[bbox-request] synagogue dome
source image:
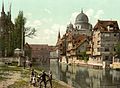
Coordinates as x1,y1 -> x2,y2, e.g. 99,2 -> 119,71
75,10 -> 89,24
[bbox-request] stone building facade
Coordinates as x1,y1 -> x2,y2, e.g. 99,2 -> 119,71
30,44 -> 50,65
56,10 -> 120,67
56,10 -> 92,63
90,20 -> 120,64
66,34 -> 89,64
0,2 -> 14,57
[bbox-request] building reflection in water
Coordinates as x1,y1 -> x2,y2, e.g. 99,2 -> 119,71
50,60 -> 120,88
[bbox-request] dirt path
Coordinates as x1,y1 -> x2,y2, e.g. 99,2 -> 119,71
0,72 -> 21,88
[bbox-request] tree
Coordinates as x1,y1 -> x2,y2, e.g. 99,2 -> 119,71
79,52 -> 89,62
25,27 -> 36,38
14,11 -> 36,49
14,11 -> 26,49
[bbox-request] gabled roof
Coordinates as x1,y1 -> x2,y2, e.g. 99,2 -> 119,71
74,35 -> 87,49
66,32 -> 73,42
48,46 -> 56,52
24,43 -> 31,49
94,20 -> 119,32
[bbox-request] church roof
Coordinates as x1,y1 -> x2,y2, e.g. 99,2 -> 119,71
75,10 -> 89,24
67,22 -> 73,28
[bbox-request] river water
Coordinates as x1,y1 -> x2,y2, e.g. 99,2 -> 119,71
50,60 -> 120,88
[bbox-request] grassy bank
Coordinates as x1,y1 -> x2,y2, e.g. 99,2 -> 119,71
8,79 -> 70,88
8,80 -> 29,88
0,64 -> 71,88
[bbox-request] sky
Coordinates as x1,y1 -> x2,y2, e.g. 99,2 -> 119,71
0,0 -> 120,45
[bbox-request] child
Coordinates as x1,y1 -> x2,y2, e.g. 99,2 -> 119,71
31,75 -> 36,87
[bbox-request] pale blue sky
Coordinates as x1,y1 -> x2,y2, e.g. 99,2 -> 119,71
0,0 -> 120,45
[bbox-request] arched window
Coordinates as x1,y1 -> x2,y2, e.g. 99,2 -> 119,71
79,25 -> 81,29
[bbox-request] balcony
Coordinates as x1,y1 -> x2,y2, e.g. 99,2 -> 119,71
67,48 -> 72,51
86,51 -> 91,55
70,52 -> 76,55
101,51 -> 110,54
93,52 -> 101,56
66,53 -> 71,56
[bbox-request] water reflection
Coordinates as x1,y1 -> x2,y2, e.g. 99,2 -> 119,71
50,60 -> 120,88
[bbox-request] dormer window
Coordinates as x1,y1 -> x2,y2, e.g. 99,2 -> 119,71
107,26 -> 110,31
107,25 -> 113,31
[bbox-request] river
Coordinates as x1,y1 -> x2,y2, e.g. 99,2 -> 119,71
50,60 -> 120,88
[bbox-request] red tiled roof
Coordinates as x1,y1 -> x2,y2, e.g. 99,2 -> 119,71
48,46 -> 56,52
30,44 -> 50,58
94,20 -> 119,32
30,44 -> 49,51
74,35 -> 87,49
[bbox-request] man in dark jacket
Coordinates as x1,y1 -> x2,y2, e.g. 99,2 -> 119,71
46,71 -> 52,88
39,71 -> 48,88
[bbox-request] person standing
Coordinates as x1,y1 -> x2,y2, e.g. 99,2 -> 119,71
47,71 -> 52,88
39,71 -> 48,88
23,56 -> 26,69
30,69 -> 35,84
31,75 -> 36,87
29,61 -> 32,69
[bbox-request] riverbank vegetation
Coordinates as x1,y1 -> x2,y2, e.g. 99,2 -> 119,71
78,52 -> 89,62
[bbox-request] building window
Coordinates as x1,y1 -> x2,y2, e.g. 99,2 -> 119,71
97,41 -> 100,45
41,48 -> 43,50
104,33 -> 109,37
105,48 -> 109,52
114,33 -> 116,37
105,56 -> 109,60
97,48 -> 100,52
73,44 -> 75,47
114,48 -> 116,51
98,33 -> 100,37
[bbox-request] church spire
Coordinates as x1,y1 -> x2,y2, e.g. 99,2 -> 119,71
57,29 -> 61,42
8,3 -> 12,19
2,0 -> 4,12
9,3 -> 11,14
58,29 -> 61,40
1,0 -> 5,17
